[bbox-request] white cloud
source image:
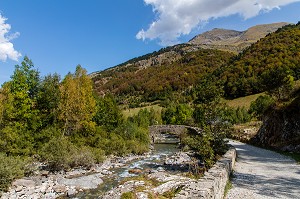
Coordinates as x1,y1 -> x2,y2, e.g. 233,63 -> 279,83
0,14 -> 21,62
137,0 -> 300,46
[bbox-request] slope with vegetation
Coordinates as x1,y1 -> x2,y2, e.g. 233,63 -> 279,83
221,22 -> 300,98
0,57 -> 158,192
1,21 -> 300,194
94,49 -> 234,105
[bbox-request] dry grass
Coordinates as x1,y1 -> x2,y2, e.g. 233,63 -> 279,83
223,93 -> 264,109
122,104 -> 162,118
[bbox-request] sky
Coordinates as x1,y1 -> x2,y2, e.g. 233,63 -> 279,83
1,0 -> 300,84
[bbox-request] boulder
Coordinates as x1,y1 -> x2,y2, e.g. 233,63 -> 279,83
128,168 -> 143,174
12,179 -> 35,188
53,184 -> 67,193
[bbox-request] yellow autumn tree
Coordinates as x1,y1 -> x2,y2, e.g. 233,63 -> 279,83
59,65 -> 96,135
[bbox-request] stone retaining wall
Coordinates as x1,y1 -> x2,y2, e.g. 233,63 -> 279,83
174,147 -> 237,199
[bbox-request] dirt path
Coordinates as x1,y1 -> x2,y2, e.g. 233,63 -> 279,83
226,140 -> 300,199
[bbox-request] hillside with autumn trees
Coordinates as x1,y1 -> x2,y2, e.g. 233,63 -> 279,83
92,22 -> 300,106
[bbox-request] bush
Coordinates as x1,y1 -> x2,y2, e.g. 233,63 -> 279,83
221,106 -> 251,124
90,148 -> 106,163
39,137 -> 77,171
33,126 -> 62,150
121,192 -> 135,199
0,153 -> 25,192
39,137 -> 96,171
126,140 -> 149,155
72,146 -> 95,169
249,95 -> 275,119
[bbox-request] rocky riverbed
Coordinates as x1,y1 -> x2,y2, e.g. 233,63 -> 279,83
1,144 -> 195,199
1,144 -> 236,199
1,154 -> 147,199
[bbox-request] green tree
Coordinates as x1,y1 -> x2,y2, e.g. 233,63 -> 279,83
183,80 -> 230,170
249,95 -> 275,119
162,103 -> 193,125
37,73 -> 61,126
93,94 -> 123,131
3,56 -> 41,130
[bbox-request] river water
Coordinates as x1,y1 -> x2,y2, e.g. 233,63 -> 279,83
73,143 -> 180,198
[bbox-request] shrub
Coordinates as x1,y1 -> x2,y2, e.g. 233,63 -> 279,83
126,140 -> 149,155
40,137 -> 96,171
39,137 -> 77,171
249,95 -> 275,119
0,153 -> 25,192
121,192 -> 135,199
90,148 -> 106,163
72,146 -> 95,169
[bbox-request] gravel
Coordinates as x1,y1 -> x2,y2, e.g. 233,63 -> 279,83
226,140 -> 300,199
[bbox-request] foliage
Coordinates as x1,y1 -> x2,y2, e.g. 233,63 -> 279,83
93,49 -> 234,104
0,153 -> 25,192
182,79 -> 230,170
222,23 -> 300,98
0,125 -> 34,156
93,94 -> 123,131
268,74 -> 295,101
162,103 -> 193,125
1,56 -> 41,131
39,137 -> 95,171
121,191 -> 135,199
37,73 -> 61,126
128,108 -> 162,128
58,65 -> 96,135
249,95 -> 275,119
220,106 -> 252,125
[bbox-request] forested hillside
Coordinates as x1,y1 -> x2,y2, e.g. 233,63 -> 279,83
221,22 -> 300,98
93,49 -> 234,104
92,22 -> 296,106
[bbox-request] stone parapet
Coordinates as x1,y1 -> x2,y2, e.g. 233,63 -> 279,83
174,147 -> 236,199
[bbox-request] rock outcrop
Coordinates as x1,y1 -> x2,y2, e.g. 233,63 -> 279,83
252,96 -> 300,153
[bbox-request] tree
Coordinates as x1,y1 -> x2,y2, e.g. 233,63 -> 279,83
0,56 -> 40,155
162,103 -> 193,125
93,94 -> 123,131
2,56 -> 41,130
249,95 -> 275,119
37,73 -> 61,126
269,74 -> 295,101
58,65 -> 96,135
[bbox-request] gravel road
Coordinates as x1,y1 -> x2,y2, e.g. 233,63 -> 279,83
226,140 -> 300,199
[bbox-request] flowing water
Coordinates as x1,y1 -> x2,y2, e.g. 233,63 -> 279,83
72,143 -> 180,198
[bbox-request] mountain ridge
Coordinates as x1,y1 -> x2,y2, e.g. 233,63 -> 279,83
90,22 -> 289,78
188,22 -> 290,52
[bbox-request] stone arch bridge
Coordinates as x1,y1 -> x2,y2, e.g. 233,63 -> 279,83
149,125 -> 202,144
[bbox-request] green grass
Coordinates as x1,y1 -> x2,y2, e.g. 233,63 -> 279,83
223,93 -> 264,109
223,179 -> 233,198
122,104 -> 162,118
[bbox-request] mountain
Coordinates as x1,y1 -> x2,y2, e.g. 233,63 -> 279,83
91,22 -> 288,78
91,22 -> 291,104
188,22 -> 290,53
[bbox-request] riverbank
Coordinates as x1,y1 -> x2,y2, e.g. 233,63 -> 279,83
0,154 -> 146,199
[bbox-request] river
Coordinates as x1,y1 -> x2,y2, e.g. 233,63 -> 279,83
72,143 -> 180,198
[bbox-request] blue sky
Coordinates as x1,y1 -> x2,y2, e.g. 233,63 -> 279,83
1,0 -> 300,84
